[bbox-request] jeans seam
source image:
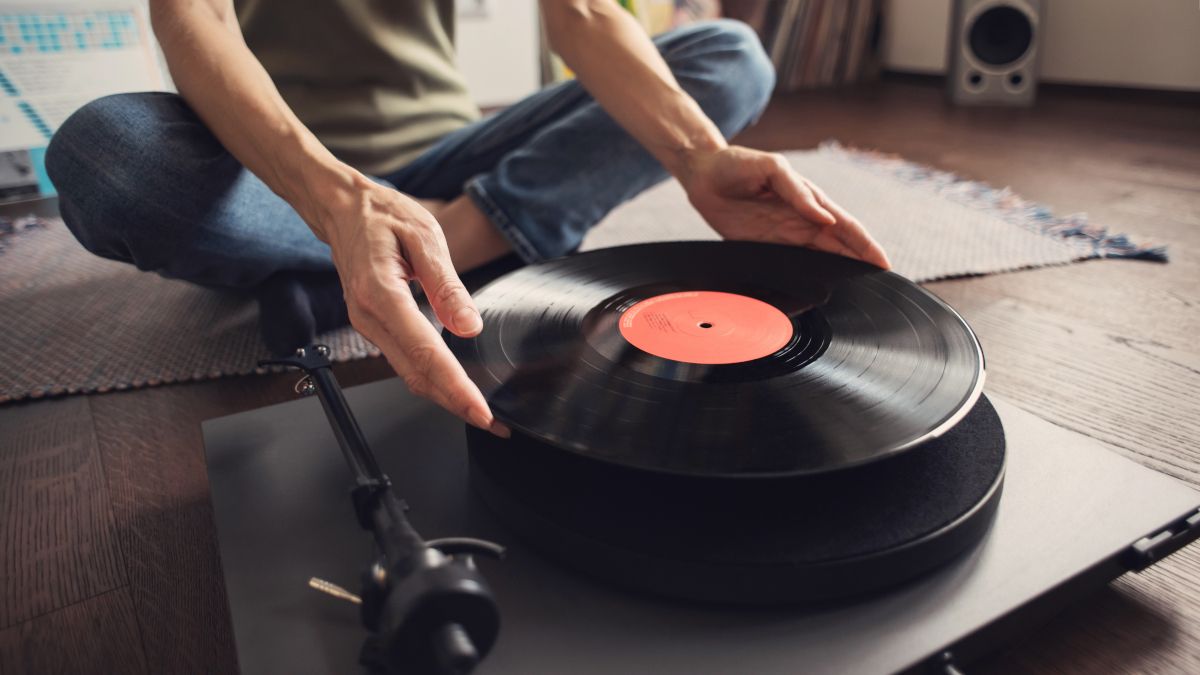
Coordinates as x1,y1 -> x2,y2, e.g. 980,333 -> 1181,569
464,177 -> 544,263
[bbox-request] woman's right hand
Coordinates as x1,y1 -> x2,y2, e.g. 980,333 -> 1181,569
310,171 -> 508,436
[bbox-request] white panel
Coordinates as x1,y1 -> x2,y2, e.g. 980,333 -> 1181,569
883,0 -> 1200,90
455,0 -> 542,108
1038,0 -> 1200,91
881,0 -> 952,74
0,1 -> 166,151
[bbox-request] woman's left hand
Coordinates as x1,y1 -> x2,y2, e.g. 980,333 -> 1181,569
681,146 -> 891,269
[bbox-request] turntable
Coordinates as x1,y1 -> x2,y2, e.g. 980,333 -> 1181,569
202,242 -> 1200,674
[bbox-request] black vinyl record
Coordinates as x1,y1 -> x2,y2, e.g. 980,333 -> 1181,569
446,241 -> 984,478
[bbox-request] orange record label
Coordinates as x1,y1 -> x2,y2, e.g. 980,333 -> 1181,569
618,291 -> 794,364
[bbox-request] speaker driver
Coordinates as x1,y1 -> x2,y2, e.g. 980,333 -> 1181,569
968,6 -> 1034,66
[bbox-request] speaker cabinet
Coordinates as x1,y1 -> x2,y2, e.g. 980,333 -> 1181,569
947,0 -> 1042,106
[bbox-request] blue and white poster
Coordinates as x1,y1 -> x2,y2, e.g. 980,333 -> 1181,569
0,2 -> 167,201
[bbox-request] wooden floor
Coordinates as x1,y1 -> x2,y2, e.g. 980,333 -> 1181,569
2,78 -> 1198,674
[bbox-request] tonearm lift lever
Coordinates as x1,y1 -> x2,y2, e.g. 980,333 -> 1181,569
261,344 -> 503,675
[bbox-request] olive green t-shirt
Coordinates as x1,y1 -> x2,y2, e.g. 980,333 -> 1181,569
235,0 -> 481,176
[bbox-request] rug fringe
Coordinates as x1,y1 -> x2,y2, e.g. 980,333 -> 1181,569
819,141 -> 1169,262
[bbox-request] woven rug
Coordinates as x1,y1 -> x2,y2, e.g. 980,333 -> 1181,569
0,142 -> 1164,403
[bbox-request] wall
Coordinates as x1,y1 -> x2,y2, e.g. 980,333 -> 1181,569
455,0 -> 541,107
881,0 -> 1200,91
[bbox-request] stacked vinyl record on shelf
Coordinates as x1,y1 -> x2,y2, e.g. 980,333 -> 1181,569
446,241 -> 1006,605
755,0 -> 882,90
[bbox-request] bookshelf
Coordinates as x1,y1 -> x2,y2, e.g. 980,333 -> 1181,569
727,0 -> 883,91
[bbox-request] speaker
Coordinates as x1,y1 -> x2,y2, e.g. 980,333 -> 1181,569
947,0 -> 1042,106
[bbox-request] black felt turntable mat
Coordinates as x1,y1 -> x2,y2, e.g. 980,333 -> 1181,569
468,395 -> 1005,564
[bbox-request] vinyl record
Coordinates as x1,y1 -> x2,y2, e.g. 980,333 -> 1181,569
446,241 -> 984,478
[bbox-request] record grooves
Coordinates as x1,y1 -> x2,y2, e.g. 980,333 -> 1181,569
447,241 -> 986,478
446,241 -> 1002,604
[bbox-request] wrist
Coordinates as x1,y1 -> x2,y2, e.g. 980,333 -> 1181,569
275,144 -> 368,243
662,109 -> 727,187
673,140 -> 726,193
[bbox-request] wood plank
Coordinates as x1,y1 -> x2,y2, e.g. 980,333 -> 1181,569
0,397 -> 125,628
0,588 -> 148,675
88,361 -> 391,674
90,382 -> 240,675
927,278 -> 1200,484
928,259 -> 1198,355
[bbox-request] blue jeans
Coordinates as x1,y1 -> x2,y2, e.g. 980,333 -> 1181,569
46,20 -> 773,292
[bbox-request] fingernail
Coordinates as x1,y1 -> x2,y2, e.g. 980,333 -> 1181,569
491,421 -> 511,438
454,306 -> 483,335
469,407 -> 493,430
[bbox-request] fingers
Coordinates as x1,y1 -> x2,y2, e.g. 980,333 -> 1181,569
348,274 -> 509,438
403,219 -> 484,338
324,184 -> 506,435
758,153 -> 891,270
808,185 -> 892,270
805,226 -> 859,260
765,155 -> 837,226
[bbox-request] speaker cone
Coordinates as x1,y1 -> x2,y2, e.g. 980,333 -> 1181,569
968,6 -> 1033,67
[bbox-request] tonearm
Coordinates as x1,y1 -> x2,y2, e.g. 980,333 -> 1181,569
261,344 -> 503,675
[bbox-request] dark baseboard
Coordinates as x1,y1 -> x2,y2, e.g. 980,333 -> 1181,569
881,69 -> 1200,105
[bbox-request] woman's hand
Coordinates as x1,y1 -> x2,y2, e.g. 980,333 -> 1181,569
311,172 -> 508,436
681,146 -> 891,269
